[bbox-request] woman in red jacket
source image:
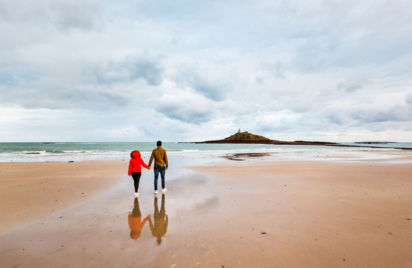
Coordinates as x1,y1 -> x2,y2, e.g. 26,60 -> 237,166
128,150 -> 150,197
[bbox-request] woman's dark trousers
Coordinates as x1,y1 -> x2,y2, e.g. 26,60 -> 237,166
131,172 -> 142,193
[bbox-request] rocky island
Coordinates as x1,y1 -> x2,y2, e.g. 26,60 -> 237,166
196,130 -> 412,150
197,129 -> 339,146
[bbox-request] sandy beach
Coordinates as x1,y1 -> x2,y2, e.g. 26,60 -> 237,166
0,161 -> 127,235
1,154 -> 412,267
3,0 -> 412,266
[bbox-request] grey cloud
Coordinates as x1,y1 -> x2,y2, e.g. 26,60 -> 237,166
0,73 -> 16,86
0,54 -> 164,111
255,77 -> 264,84
267,1 -> 412,73
351,105 -> 411,124
337,79 -> 367,92
93,57 -> 164,86
156,103 -> 212,123
194,82 -> 223,101
266,62 -> 285,79
407,94 -> 412,104
0,64 -> 39,86
327,113 -> 344,125
1,85 -> 129,110
152,92 -> 216,124
173,69 -> 228,101
0,0 -> 101,31
52,2 -> 101,31
255,122 -> 296,134
0,62 -> 129,110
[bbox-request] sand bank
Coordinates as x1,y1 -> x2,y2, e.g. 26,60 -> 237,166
0,161 -> 126,234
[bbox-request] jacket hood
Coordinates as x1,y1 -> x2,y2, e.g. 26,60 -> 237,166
130,150 -> 141,159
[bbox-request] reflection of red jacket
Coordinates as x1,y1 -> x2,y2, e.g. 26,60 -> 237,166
128,151 -> 150,175
128,214 -> 150,239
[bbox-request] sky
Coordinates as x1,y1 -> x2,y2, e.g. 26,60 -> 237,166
1,0 -> 412,142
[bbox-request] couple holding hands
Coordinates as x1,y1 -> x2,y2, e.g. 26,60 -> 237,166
128,141 -> 168,197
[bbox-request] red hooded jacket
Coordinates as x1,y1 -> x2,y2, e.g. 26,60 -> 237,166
128,151 -> 150,175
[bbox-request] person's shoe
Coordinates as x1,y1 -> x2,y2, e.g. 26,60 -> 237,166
154,191 -> 158,197
134,192 -> 139,197
162,188 -> 167,194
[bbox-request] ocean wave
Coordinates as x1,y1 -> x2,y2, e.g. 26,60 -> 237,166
23,150 -> 65,154
22,151 -> 41,155
45,150 -> 64,154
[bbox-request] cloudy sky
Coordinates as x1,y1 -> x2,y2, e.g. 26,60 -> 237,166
1,0 -> 412,142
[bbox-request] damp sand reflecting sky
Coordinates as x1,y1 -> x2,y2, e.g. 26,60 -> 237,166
0,156 -> 216,267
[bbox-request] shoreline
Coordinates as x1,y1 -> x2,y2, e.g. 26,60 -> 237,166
1,143 -> 412,163
197,142 -> 412,151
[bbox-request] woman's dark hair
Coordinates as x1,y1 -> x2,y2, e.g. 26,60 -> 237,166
157,140 -> 162,146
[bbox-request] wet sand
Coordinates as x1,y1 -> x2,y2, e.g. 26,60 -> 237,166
1,157 -> 412,267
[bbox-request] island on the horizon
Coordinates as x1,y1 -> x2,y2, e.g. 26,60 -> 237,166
196,129 -> 338,146
194,130 -> 412,150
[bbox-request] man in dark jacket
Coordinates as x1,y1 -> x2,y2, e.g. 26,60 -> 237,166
148,140 -> 168,196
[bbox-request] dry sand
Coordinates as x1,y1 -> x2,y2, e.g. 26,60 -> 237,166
0,161 -> 127,235
188,161 -> 412,267
1,158 -> 412,267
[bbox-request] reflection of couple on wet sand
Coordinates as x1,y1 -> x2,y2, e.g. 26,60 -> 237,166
128,194 -> 168,244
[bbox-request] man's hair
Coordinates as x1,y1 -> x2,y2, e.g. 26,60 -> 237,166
157,140 -> 162,146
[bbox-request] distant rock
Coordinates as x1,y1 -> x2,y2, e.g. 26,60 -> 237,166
197,130 -> 337,146
194,130 -> 412,150
223,130 -> 273,142
354,141 -> 395,144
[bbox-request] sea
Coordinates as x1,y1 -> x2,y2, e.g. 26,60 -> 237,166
0,142 -> 411,162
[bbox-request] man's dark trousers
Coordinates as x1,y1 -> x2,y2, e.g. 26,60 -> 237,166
154,165 -> 166,191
